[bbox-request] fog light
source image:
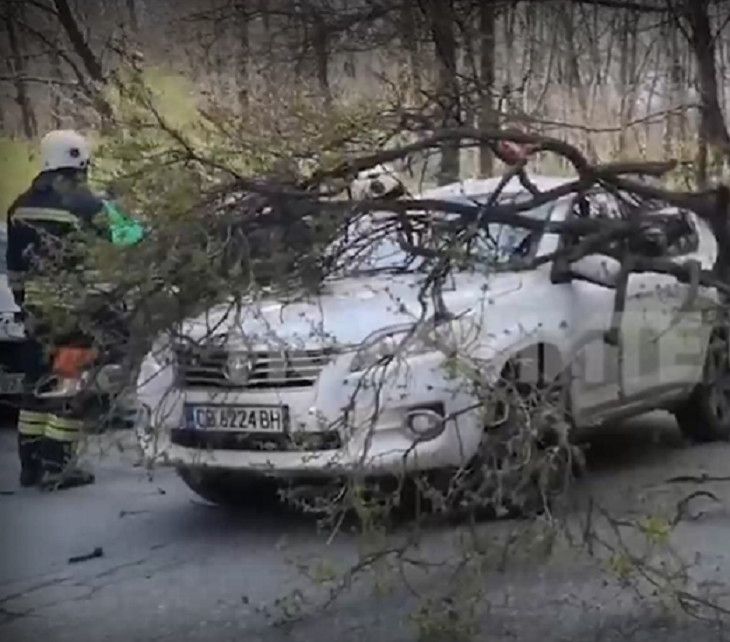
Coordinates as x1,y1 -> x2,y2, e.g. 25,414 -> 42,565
404,403 -> 446,441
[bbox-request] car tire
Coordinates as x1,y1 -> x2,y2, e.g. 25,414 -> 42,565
177,466 -> 280,508
452,364 -> 580,520
674,327 -> 730,443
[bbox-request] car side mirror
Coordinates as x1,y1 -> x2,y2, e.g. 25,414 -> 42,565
566,254 -> 622,288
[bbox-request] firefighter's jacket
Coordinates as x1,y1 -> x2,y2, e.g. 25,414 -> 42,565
5,169 -> 111,310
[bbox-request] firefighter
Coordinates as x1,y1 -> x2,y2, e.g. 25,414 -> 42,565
6,129 -> 143,491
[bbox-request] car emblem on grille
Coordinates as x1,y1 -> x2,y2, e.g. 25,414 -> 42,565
225,353 -> 255,385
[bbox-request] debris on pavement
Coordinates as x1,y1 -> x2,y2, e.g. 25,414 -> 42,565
68,547 -> 104,564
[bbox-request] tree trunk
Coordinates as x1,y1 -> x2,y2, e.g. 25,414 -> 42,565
50,39 -> 63,128
52,0 -> 114,129
478,0 -> 496,177
126,0 -> 139,33
558,3 -> 597,160
312,12 -> 332,109
53,0 -> 104,82
676,0 -> 730,184
236,0 -> 250,112
617,9 -> 638,155
257,0 -> 273,90
420,0 -> 460,185
5,10 -> 37,139
400,0 -> 422,104
663,20 -> 679,157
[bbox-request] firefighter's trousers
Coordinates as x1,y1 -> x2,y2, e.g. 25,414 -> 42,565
16,299 -> 96,490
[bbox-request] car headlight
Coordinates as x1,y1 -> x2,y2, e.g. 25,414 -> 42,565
350,326 -> 432,373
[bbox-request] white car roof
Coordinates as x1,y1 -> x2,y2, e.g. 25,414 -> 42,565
418,174 -> 576,201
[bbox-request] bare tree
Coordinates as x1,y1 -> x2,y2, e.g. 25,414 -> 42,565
3,4 -> 38,138
420,0 -> 461,184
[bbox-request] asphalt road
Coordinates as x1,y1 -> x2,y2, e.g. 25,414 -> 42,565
2,413 -> 730,642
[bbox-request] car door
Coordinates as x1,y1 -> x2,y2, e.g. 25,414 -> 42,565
620,207 -> 715,400
553,192 -> 624,417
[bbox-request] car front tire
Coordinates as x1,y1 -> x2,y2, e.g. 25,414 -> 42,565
674,327 -> 730,443
443,364 -> 581,520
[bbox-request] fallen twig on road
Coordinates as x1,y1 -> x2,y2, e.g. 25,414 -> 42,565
68,547 -> 104,564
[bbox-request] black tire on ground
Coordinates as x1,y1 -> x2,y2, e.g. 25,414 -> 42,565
451,362 -> 580,520
177,466 -> 280,508
674,327 -> 730,443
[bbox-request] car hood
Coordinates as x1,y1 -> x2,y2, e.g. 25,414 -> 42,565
0,275 -> 19,314
179,271 -> 524,347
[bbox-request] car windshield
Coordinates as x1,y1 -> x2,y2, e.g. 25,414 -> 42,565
327,191 -> 557,277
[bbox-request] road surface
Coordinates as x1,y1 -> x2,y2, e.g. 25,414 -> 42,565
2,413 -> 730,642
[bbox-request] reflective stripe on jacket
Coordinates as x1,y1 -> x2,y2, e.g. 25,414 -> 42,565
11,206 -> 81,227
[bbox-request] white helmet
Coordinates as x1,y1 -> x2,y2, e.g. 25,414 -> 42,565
40,130 -> 92,172
350,164 -> 404,200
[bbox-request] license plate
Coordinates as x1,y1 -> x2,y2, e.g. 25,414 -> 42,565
0,373 -> 24,395
184,404 -> 287,433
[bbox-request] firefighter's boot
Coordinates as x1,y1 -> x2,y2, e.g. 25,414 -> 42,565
39,437 -> 95,491
17,433 -> 42,487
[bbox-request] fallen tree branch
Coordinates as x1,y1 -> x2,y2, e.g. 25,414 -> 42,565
0,74 -> 78,86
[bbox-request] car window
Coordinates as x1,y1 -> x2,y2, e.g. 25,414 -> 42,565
443,192 -> 558,267
570,190 -> 700,259
640,206 -> 700,258
613,191 -> 699,258
573,190 -> 623,221
565,190 -> 626,255
328,192 -> 557,277
327,216 -> 428,276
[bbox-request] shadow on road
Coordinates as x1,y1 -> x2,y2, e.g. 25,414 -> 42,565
577,411 -> 687,473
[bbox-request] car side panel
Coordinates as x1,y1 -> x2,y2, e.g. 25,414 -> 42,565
468,265 -> 620,423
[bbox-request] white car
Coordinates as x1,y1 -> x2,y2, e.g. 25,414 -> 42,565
134,174 -> 728,509
0,225 -> 28,419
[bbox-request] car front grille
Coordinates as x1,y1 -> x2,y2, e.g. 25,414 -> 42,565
170,429 -> 342,452
174,344 -> 336,390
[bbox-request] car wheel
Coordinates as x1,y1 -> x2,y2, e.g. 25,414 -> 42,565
451,366 -> 581,520
674,327 -> 730,443
177,466 -> 280,508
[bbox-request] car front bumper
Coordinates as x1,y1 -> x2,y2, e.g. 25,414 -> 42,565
134,352 -> 488,478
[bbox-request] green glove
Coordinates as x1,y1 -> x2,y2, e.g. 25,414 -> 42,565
102,199 -> 146,247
